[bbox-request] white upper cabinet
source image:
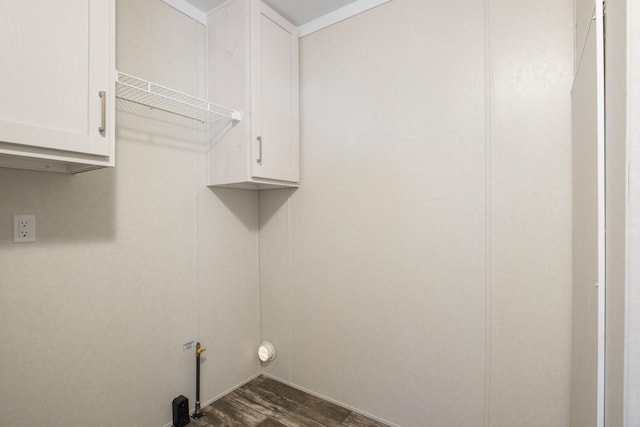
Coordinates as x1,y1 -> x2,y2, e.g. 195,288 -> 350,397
0,0 -> 115,173
208,0 -> 299,189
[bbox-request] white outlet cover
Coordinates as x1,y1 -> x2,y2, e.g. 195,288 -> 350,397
13,214 -> 36,243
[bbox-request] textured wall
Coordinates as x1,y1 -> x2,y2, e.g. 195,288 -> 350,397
0,1 -> 260,426
0,0 -> 576,425
604,0 -> 626,425
260,0 -> 573,425
488,0 -> 573,425
626,0 -> 640,424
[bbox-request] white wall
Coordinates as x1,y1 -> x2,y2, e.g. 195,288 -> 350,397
0,1 -> 260,426
604,0 -> 640,425
488,0 -> 573,424
260,0 -> 573,425
570,13 -> 600,427
626,1 -> 640,424
0,0 -> 579,425
604,0 -> 626,425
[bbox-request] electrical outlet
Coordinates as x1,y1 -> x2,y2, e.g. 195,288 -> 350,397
13,215 -> 36,243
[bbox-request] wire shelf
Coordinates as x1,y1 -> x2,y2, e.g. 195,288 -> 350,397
115,70 -> 242,124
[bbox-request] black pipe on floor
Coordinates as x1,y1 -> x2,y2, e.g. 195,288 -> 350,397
192,342 -> 206,419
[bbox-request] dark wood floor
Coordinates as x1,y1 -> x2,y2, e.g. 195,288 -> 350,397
191,376 -> 390,427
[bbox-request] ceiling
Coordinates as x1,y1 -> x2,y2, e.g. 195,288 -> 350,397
184,0 -> 361,26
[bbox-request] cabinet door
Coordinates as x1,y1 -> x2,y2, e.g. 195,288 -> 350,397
0,0 -> 112,156
250,1 -> 299,182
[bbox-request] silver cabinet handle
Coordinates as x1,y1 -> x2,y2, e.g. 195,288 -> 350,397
98,91 -> 106,136
257,136 -> 262,163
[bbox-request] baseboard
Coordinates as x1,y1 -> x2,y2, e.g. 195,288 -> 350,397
259,372 -> 399,427
161,373 -> 261,427
162,372 -> 398,427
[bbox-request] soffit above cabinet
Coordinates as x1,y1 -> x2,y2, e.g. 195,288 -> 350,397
164,0 -> 390,36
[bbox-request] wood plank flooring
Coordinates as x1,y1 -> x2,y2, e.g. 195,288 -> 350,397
191,376 -> 390,427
